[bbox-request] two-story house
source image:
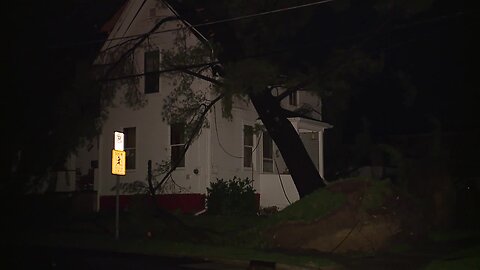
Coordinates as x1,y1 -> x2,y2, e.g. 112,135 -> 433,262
57,0 -> 331,213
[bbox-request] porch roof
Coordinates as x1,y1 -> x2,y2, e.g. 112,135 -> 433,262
289,117 -> 333,133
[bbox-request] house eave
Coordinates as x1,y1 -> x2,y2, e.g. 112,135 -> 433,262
288,117 -> 333,132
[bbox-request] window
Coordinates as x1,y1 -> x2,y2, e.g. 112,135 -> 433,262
171,123 -> 185,167
144,50 -> 159,93
123,127 -> 136,170
243,125 -> 253,168
288,91 -> 298,106
263,132 -> 273,172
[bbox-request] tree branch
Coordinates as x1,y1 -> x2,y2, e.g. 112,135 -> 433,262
180,68 -> 224,86
98,61 -> 219,82
153,93 -> 225,193
275,81 -> 310,101
101,16 -> 180,82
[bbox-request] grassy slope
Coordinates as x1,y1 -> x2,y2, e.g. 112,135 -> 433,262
14,178 -> 397,268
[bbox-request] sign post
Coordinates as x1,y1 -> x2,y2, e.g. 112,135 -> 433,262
112,132 -> 126,240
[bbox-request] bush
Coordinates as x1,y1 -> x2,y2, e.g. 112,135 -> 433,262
206,177 -> 257,215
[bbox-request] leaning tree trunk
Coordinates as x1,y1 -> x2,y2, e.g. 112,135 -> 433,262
249,88 -> 326,198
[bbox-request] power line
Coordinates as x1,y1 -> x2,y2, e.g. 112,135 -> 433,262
185,0 -> 335,28
54,0 -> 337,49
98,8 -> 471,83
274,155 -> 292,205
212,105 -> 243,159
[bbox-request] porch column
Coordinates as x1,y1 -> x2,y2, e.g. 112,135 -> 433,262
318,130 -> 324,179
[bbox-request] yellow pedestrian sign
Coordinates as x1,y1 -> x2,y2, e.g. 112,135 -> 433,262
112,149 -> 126,175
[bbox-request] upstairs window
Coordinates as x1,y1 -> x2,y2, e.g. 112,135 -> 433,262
123,127 -> 136,170
288,91 -> 298,106
243,125 -> 253,168
263,132 -> 273,173
171,123 -> 185,167
144,50 -> 160,93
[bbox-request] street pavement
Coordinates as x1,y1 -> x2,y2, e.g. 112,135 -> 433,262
9,246 -> 249,270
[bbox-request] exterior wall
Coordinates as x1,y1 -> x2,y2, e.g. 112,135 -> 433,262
92,0 -> 203,197
55,170 -> 77,192
209,103 -> 262,191
259,174 -> 300,210
75,138 -> 99,176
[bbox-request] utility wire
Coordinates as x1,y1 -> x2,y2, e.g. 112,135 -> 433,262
185,0 -> 335,28
99,8 -> 469,83
53,0 -> 337,49
212,105 -> 243,159
53,8 -> 471,52
274,155 -> 292,205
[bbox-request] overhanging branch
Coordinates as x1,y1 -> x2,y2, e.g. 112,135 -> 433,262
275,81 -> 310,101
153,93 -> 225,193
101,16 -> 180,82
180,69 -> 224,86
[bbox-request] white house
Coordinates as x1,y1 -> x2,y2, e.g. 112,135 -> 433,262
59,0 -> 331,213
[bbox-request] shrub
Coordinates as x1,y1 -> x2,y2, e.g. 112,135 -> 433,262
206,177 -> 257,215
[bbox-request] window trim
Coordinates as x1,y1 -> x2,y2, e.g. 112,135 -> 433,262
262,132 -> 274,173
170,123 -> 186,168
243,124 -> 254,168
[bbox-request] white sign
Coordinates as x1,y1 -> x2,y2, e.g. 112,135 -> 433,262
114,131 -> 124,151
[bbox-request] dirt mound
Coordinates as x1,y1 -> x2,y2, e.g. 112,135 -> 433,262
268,178 -> 414,253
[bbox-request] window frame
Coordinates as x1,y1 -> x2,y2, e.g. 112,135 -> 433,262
243,125 -> 254,168
262,132 -> 274,173
170,123 -> 186,168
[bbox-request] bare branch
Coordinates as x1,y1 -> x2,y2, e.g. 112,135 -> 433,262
98,61 -> 220,82
275,81 -> 310,101
153,93 -> 225,192
101,16 -> 180,82
180,69 -> 224,86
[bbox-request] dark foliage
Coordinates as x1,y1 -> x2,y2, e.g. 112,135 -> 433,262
206,177 -> 257,216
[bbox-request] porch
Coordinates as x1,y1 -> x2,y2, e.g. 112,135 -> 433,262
258,117 -> 332,210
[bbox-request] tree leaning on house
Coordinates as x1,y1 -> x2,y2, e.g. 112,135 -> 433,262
98,0 -> 434,198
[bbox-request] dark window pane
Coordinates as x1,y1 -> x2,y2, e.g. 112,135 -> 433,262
145,74 -> 159,93
263,159 -> 273,173
123,127 -> 136,170
263,132 -> 272,159
126,149 -> 136,170
171,145 -> 185,167
243,125 -> 253,146
171,123 -> 185,145
145,50 -> 159,72
123,127 -> 136,148
244,147 -> 252,167
289,92 -> 297,106
144,50 -> 159,93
